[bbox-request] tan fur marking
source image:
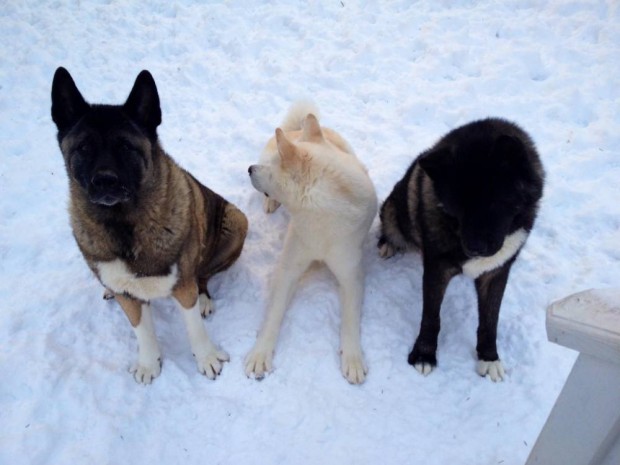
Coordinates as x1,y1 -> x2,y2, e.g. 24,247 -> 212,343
173,280 -> 199,309
115,294 -> 142,327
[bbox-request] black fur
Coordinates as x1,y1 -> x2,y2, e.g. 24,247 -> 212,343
379,118 -> 544,377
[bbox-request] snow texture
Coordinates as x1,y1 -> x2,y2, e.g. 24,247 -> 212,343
1,1 -> 619,464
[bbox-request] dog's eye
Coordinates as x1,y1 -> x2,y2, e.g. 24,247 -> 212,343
75,142 -> 91,155
119,141 -> 136,153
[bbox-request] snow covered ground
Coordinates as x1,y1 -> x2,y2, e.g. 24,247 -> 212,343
1,1 -> 619,464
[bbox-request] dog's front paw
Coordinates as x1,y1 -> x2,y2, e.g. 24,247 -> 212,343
244,346 -> 274,380
477,359 -> 505,382
199,293 -> 214,318
341,351 -> 367,384
130,357 -> 162,385
408,347 -> 437,376
263,197 -> 281,214
195,349 -> 230,379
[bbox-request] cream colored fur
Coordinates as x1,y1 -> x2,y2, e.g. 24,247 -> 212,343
246,102 -> 377,384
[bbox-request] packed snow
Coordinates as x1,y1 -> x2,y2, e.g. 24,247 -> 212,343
1,1 -> 618,464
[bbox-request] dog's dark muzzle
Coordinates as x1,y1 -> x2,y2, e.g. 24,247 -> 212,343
88,170 -> 130,206
462,236 -> 504,258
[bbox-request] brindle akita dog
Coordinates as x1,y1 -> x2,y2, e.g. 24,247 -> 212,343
51,67 -> 248,384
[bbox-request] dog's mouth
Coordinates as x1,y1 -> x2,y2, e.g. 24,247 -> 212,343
248,164 -> 268,196
89,189 -> 131,207
87,171 -> 131,207
462,240 -> 503,258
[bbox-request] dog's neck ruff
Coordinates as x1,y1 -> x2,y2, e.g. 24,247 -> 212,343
462,228 -> 528,279
96,259 -> 179,301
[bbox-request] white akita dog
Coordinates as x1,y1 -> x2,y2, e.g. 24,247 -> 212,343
246,102 -> 378,384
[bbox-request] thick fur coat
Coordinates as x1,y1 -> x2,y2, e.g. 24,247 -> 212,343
378,118 -> 544,381
246,102 -> 377,384
51,67 -> 248,384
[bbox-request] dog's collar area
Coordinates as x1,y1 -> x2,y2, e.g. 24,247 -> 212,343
96,259 -> 179,301
461,228 -> 528,279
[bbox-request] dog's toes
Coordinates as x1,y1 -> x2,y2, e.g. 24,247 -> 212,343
196,350 -> 230,380
244,348 -> 274,380
414,362 -> 434,376
199,293 -> 214,318
341,352 -> 368,384
263,197 -> 281,214
103,289 -> 115,300
477,360 -> 505,382
378,241 -> 396,259
129,357 -> 162,385
408,348 -> 436,376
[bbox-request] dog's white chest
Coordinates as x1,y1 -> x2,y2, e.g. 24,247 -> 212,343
462,229 -> 528,279
96,259 -> 179,301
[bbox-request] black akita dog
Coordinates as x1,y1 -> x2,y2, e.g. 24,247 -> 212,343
378,118 -> 544,381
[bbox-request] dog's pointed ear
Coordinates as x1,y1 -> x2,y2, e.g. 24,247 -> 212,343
124,70 -> 162,136
418,147 -> 454,182
51,67 -> 90,132
301,114 -> 324,143
276,128 -> 300,168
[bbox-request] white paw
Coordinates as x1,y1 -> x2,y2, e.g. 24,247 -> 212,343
195,349 -> 229,380
341,351 -> 367,384
379,242 -> 396,259
130,358 -> 162,385
263,197 -> 281,214
244,346 -> 274,380
414,362 -> 434,376
477,360 -> 505,382
199,293 -> 214,318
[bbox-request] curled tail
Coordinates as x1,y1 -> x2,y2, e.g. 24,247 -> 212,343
280,100 -> 320,131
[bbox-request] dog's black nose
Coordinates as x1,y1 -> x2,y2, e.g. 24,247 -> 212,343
91,170 -> 120,189
248,166 -> 254,175
464,238 -> 502,258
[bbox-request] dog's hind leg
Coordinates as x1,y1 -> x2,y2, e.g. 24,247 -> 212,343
198,203 -> 248,317
115,294 -> 162,384
377,199 -> 410,259
474,260 -> 513,382
326,248 -> 367,384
